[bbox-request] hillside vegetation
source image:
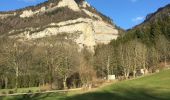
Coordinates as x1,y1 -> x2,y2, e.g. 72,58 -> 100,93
0,2 -> 170,100
1,69 -> 170,100
0,3 -> 170,92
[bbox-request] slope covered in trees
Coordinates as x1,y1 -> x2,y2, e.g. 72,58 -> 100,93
93,4 -> 170,79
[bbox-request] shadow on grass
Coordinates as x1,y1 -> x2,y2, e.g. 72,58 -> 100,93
0,88 -> 170,100
0,92 -> 66,100
66,88 -> 170,100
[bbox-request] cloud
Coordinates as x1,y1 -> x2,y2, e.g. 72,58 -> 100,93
132,16 -> 144,22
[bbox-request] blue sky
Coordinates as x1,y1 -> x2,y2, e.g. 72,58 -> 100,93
0,0 -> 170,29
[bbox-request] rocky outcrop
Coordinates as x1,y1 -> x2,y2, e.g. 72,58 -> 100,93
20,0 -> 80,18
12,17 -> 118,51
20,10 -> 34,18
82,9 -> 102,20
0,13 -> 16,19
1,0 -> 120,52
57,0 -> 80,11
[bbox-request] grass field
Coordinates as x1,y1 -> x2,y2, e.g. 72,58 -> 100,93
0,87 -> 40,94
1,69 -> 170,100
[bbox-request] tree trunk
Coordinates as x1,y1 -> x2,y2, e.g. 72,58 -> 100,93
5,76 -> 8,89
124,69 -> 129,79
107,56 -> 110,80
143,63 -> 146,75
133,70 -> 136,78
165,56 -> 167,67
63,77 -> 67,90
134,45 -> 137,78
42,79 -> 45,87
15,64 -> 19,91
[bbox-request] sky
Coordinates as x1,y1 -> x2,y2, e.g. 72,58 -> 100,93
0,0 -> 170,29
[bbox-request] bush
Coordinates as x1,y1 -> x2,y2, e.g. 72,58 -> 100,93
8,90 -> 14,94
28,90 -> 33,93
36,90 -> 40,93
1,91 -> 6,94
40,84 -> 51,92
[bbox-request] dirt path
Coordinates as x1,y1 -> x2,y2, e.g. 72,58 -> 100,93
0,88 -> 82,97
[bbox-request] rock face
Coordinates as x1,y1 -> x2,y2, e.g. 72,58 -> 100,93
20,10 -> 34,18
0,0 -> 119,51
0,13 -> 16,19
57,0 -> 80,11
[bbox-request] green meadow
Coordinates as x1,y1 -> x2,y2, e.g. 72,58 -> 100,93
1,69 -> 170,100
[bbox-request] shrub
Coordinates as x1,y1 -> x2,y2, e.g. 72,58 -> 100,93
36,90 -> 40,93
40,84 -> 51,92
8,90 -> 14,94
1,91 -> 6,94
28,90 -> 33,93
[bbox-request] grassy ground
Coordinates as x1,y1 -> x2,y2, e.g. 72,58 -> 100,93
1,69 -> 170,100
0,87 -> 40,94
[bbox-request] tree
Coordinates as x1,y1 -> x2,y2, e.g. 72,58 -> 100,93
156,35 -> 169,67
94,45 -> 116,79
147,47 -> 159,72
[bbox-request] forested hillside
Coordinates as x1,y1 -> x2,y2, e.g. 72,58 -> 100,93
94,4 -> 170,79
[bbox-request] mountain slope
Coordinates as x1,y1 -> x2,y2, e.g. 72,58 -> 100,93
0,0 -> 119,51
129,4 -> 170,41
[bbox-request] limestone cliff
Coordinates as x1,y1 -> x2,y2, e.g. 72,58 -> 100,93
0,0 -> 119,51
